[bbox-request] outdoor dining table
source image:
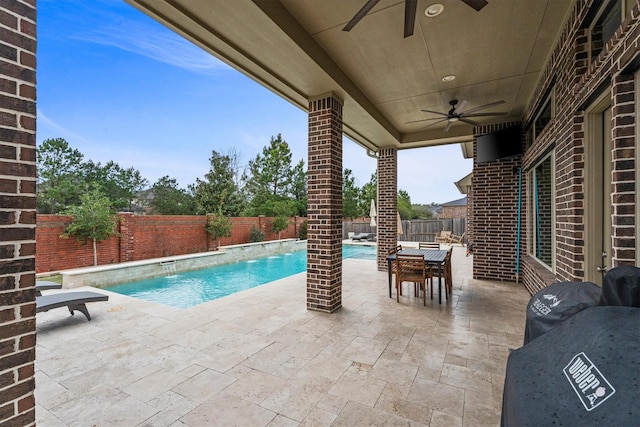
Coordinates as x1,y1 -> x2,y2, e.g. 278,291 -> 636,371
386,248 -> 448,304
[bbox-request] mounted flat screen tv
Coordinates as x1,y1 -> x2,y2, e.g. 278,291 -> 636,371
476,125 -> 523,164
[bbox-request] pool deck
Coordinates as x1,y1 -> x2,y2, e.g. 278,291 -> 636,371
35,243 -> 531,426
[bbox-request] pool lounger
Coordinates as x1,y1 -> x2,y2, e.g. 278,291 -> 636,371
35,280 -> 62,296
351,233 -> 371,241
36,291 -> 109,321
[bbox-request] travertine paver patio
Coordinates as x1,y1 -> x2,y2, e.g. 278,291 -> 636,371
35,244 -> 531,426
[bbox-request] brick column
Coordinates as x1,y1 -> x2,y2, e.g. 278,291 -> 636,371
0,1 -> 37,425
118,212 -> 135,262
377,148 -> 397,270
610,74 -> 636,265
307,93 -> 343,312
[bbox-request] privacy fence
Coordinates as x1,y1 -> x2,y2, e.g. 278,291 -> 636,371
343,218 -> 466,243
36,215 -> 465,273
36,214 -> 306,273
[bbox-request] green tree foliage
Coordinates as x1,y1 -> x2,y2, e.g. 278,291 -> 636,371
61,189 -> 119,266
243,134 -> 306,216
82,160 -> 148,212
271,216 -> 289,239
397,189 -> 416,219
205,213 -> 233,248
191,149 -> 244,216
36,138 -> 85,213
359,171 -> 378,217
150,176 -> 195,215
249,225 -> 265,242
298,220 -> 308,240
342,168 -> 361,219
412,203 -> 435,219
37,138 -> 148,213
288,159 -> 307,216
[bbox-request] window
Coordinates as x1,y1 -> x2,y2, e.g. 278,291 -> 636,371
590,1 -> 622,62
529,153 -> 554,269
526,90 -> 554,149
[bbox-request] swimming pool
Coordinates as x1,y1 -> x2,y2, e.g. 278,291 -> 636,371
106,244 -> 376,308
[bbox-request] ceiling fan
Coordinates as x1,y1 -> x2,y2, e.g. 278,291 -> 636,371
408,99 -> 507,132
343,0 -> 489,38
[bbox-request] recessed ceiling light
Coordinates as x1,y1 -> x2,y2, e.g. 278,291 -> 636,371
442,75 -> 456,82
425,3 -> 444,17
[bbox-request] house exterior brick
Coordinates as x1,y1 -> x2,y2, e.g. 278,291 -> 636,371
472,1 -> 640,293
0,1 -> 36,425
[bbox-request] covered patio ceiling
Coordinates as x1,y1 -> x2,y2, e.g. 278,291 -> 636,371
126,0 -> 575,154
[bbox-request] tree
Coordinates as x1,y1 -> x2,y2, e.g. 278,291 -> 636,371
342,168 -> 361,218
150,176 -> 195,215
288,159 -> 307,216
243,134 -> 304,215
191,149 -> 244,216
359,171 -> 377,217
61,189 -> 119,266
205,212 -> 233,249
398,189 -> 415,219
36,138 -> 85,213
83,161 -> 149,212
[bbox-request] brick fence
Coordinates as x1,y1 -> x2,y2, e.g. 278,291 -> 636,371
36,214 -> 306,273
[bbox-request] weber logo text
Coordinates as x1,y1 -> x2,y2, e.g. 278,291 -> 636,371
563,352 -> 615,411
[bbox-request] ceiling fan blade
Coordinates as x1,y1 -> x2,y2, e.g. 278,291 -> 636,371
453,99 -> 468,115
406,117 -> 449,124
463,111 -> 508,117
343,0 -> 381,32
463,100 -> 505,114
461,0 -> 488,12
420,117 -> 449,129
420,109 -> 449,117
459,117 -> 481,127
444,121 -> 453,132
404,0 -> 418,38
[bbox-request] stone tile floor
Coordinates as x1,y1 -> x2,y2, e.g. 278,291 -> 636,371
35,244 -> 531,426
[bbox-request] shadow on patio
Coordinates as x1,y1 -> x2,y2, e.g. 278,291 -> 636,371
35,244 -> 530,426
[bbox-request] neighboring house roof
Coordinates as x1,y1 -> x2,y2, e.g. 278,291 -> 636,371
441,197 -> 467,207
455,173 -> 472,195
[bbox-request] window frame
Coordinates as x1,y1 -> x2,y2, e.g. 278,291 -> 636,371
527,151 -> 555,271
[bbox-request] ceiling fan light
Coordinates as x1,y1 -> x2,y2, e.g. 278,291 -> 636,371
448,117 -> 459,122
442,75 -> 456,82
425,3 -> 444,17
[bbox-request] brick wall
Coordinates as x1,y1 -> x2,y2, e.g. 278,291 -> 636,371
0,0 -> 37,425
306,93 -> 343,312
440,205 -> 466,219
36,214 -> 305,273
472,122 -> 523,282
517,0 -> 640,294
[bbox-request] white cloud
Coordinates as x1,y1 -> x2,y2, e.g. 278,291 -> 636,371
41,0 -> 229,74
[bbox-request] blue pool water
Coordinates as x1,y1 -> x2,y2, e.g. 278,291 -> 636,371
106,245 -> 376,309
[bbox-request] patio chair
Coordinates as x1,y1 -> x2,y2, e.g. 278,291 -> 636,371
351,233 -> 371,241
36,291 -> 109,321
35,280 -> 62,296
443,247 -> 453,298
447,232 -> 466,245
418,242 -> 440,249
434,230 -> 452,243
395,253 -> 430,305
387,245 -> 403,278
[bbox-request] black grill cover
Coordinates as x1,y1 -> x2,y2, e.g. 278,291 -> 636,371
502,306 -> 640,427
524,281 -> 601,345
599,265 -> 640,308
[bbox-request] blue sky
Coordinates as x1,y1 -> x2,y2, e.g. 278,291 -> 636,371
36,0 -> 472,205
